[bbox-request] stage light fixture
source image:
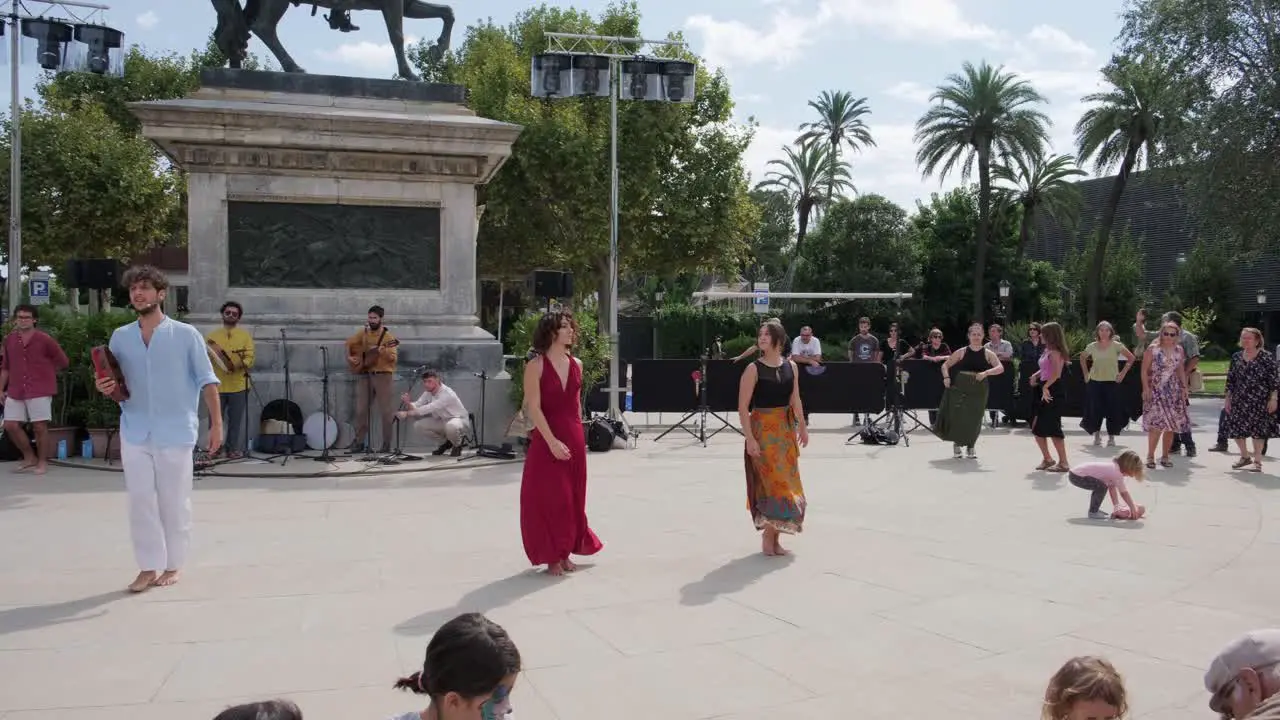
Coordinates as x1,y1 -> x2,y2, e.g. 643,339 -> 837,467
570,54 -> 611,98
20,19 -> 74,71
659,61 -> 696,104
68,23 -> 125,76
530,53 -> 572,98
619,59 -> 660,101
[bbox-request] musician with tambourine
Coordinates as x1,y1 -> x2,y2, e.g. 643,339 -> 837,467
204,301 -> 255,459
92,265 -> 222,594
344,305 -> 399,453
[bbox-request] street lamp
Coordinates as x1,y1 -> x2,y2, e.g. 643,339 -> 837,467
6,1 -> 122,314
531,32 -> 696,421
997,279 -> 1011,321
1257,289 -> 1267,306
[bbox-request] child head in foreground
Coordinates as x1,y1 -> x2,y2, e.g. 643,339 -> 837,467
212,700 -> 302,720
394,612 -> 522,719
1043,655 -> 1128,720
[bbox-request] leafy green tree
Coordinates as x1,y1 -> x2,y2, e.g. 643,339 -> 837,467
914,61 -> 1050,322
410,2 -> 756,331
992,152 -> 1084,261
741,188 -> 794,286
1060,229 -> 1149,328
796,90 -> 875,200
1119,0 -> 1279,252
797,195 -> 921,307
0,104 -> 178,272
1074,53 -> 1179,327
756,141 -> 852,292
1166,237 -> 1239,348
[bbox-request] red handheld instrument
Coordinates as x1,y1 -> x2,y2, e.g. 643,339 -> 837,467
91,345 -> 130,402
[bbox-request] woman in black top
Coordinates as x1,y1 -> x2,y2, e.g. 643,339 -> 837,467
938,323 -> 1004,459
738,319 -> 808,557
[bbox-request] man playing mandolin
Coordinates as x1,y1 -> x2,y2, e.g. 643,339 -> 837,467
345,305 -> 399,453
205,301 -> 255,459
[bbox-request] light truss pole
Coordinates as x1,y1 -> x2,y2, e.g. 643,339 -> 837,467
541,31 -> 690,421
6,0 -> 113,313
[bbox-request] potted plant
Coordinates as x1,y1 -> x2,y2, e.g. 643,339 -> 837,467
44,387 -> 80,459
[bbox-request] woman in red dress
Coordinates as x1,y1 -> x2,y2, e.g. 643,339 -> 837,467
520,311 -> 604,575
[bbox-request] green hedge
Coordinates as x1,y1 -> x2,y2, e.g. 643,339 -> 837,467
505,309 -> 609,411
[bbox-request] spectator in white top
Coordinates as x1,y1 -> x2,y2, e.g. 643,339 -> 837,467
397,369 -> 471,456
985,323 -> 1014,425
790,326 -> 823,366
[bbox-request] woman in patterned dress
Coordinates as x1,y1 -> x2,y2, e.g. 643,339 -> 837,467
1223,327 -> 1279,473
1141,321 -> 1190,468
737,319 -> 808,557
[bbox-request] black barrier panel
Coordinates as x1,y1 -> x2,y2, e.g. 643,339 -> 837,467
584,362 -> 627,413
703,360 -> 743,412
797,362 -> 887,414
899,360 -> 1014,411
999,360 -> 1143,421
630,359 -> 703,413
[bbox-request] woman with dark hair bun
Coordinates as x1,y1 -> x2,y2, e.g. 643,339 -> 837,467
519,310 -> 604,575
392,612 -> 522,720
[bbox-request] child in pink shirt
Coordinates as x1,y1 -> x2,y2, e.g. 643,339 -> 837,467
1069,450 -> 1145,520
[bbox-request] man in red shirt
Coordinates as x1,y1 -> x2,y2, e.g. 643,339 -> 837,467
0,304 -> 69,474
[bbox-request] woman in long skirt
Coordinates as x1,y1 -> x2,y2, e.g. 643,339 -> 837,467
1080,321 -> 1136,446
519,311 -> 604,576
935,322 -> 1003,459
738,319 -> 808,557
1141,320 -> 1190,468
1030,321 -> 1071,471
1223,327 -> 1278,473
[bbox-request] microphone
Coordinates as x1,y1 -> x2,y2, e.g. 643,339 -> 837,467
280,328 -> 287,340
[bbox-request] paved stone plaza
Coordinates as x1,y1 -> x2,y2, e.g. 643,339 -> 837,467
0,399 -> 1275,720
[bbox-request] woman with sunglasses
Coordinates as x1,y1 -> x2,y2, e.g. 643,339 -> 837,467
1141,321 -> 1191,468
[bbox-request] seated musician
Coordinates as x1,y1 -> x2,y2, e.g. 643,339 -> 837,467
396,369 -> 471,456
345,306 -> 398,453
205,301 -> 255,459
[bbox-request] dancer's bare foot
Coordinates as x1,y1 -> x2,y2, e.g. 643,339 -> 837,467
127,571 -> 158,593
761,532 -> 777,556
154,570 -> 180,587
14,459 -> 36,472
771,538 -> 791,556
545,563 -> 564,576
561,558 -> 578,572
32,462 -> 47,475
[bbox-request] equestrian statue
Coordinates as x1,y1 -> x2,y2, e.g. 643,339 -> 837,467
211,0 -> 454,82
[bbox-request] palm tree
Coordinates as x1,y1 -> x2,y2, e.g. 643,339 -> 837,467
993,152 -> 1086,261
756,142 -> 854,292
797,90 -> 875,199
1075,54 -> 1174,327
915,61 -> 1050,320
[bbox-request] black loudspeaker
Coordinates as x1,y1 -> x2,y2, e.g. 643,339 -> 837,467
65,259 -> 122,290
530,270 -> 573,300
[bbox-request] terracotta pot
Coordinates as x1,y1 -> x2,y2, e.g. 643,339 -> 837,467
86,428 -> 122,460
41,426 -> 79,459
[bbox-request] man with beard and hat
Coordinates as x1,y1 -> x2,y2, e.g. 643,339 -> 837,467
94,265 -> 222,593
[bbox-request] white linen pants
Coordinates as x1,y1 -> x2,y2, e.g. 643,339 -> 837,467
121,438 -> 195,572
413,416 -> 470,445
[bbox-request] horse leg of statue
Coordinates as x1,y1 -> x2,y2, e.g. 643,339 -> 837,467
382,0 -> 420,81
251,0 -> 305,73
403,0 -> 454,62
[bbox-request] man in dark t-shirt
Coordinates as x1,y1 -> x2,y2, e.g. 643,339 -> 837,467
847,316 -> 879,423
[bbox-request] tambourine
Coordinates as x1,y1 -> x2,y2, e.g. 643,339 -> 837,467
91,345 -> 129,402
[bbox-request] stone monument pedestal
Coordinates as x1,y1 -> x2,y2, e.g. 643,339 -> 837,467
130,70 -> 524,449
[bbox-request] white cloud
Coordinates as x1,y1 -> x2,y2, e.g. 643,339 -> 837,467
684,11 -> 817,69
884,81 -> 933,104
136,11 -> 158,30
1022,24 -> 1097,63
815,0 -> 999,44
316,36 -> 420,73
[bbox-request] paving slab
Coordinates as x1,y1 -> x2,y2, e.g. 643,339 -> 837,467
1,398 -> 1276,720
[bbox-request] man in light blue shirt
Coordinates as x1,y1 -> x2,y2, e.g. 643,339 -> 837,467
95,265 -> 222,594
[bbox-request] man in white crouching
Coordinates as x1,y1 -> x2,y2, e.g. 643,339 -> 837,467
397,369 -> 471,457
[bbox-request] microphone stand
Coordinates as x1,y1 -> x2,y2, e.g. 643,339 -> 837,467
314,345 -> 346,463
458,369 -> 515,463
265,328 -> 298,466
389,370 -> 423,462
218,347 -> 256,465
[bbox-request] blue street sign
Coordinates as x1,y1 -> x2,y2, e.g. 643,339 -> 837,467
29,271 -> 51,306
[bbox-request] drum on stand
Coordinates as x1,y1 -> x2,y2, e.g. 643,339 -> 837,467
302,412 -> 338,450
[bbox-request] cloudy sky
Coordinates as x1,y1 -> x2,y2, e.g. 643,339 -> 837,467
3,0 -> 1126,209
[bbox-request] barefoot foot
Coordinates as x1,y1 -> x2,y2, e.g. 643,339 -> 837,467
771,539 -> 791,556
14,459 -> 36,473
561,558 -> 578,572
761,531 -> 778,556
128,571 -> 158,593
545,563 -> 564,576
33,462 -> 47,475
154,570 -> 180,587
